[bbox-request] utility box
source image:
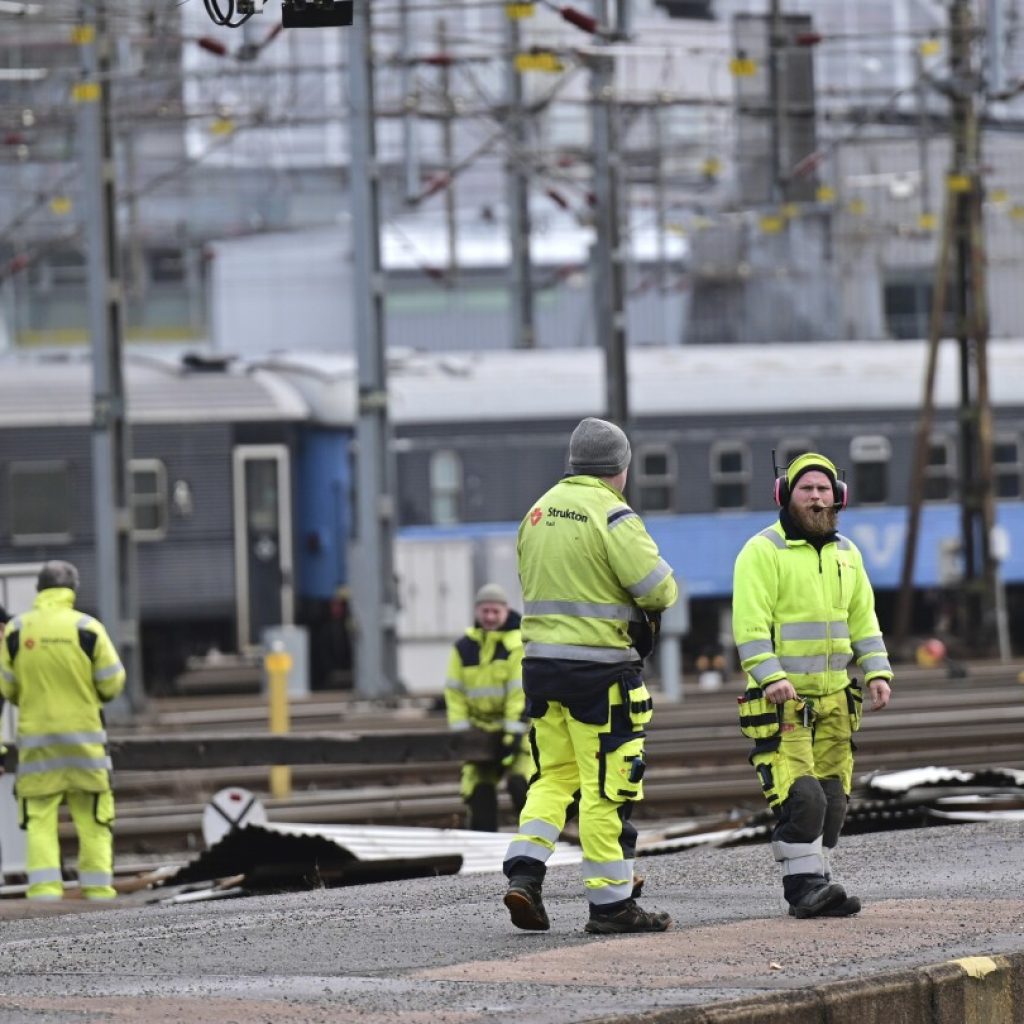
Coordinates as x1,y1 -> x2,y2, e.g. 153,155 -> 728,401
260,624 -> 310,698
395,538 -> 474,695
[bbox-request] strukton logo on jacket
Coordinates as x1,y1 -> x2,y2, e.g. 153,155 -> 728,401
24,638 -> 34,649
530,507 -> 543,526
547,506 -> 588,522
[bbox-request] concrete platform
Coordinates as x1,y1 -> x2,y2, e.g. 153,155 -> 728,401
0,821 -> 1023,1023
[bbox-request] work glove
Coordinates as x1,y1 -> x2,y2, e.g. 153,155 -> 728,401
629,610 -> 662,661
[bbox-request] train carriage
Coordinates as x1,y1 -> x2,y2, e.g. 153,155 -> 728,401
2,339 -> 1024,692
0,351 -> 309,689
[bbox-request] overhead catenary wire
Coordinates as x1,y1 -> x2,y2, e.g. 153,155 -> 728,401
1,4 -> 1023,278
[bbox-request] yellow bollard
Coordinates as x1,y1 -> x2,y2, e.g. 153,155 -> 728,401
265,642 -> 293,799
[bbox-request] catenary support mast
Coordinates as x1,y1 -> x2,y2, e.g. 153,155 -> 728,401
894,0 -> 1001,658
348,1 -> 401,697
78,0 -> 142,716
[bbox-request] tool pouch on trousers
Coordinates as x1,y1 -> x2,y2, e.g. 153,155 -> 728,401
845,679 -> 864,733
598,672 -> 652,803
737,686 -> 783,740
94,791 -> 115,827
620,672 -> 654,728
598,730 -> 646,803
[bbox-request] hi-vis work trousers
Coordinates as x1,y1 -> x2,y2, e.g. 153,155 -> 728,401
503,672 -> 651,910
750,684 -> 863,811
20,790 -> 116,900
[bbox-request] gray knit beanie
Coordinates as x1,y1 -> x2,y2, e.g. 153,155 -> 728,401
37,560 -> 80,592
568,417 -> 631,477
475,582 -> 508,606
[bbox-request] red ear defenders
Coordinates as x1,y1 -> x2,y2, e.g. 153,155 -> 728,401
773,473 -> 848,509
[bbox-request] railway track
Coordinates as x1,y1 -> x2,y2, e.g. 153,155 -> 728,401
93,663 -> 1024,858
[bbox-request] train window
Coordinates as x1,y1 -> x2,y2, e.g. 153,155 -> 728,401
147,247 -> 186,284
636,444 -> 676,513
10,461 -> 73,544
246,459 -> 280,532
39,247 -> 88,289
993,436 -> 1022,499
924,436 -> 955,502
710,441 -> 749,509
849,435 -> 891,505
430,450 -> 462,524
130,459 -> 168,540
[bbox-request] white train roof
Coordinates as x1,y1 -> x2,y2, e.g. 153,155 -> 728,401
255,339 -> 1024,427
2,340 -> 1022,430
0,351 -> 309,427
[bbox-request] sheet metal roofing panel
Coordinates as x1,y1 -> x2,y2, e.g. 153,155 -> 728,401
173,820 -> 582,886
0,353 -> 309,427
264,821 -> 583,875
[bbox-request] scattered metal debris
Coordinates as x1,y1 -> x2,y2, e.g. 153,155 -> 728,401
160,789 -> 583,898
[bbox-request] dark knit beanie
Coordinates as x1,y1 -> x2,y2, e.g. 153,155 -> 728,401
568,417 -> 631,477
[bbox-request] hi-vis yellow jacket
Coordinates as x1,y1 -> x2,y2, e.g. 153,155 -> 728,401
444,612 -> 526,736
518,475 -> 678,661
0,588 -> 125,797
732,521 -> 893,698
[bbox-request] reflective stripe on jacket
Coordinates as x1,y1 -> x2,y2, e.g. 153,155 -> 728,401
0,588 -> 125,797
732,521 -> 893,698
518,475 -> 678,660
444,612 -> 525,735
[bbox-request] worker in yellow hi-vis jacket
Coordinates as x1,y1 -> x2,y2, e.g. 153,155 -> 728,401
444,582 -> 531,831
733,453 -> 893,920
502,417 -> 678,936
0,561 -> 125,901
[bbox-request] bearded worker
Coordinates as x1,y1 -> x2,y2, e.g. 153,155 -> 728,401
732,452 -> 893,919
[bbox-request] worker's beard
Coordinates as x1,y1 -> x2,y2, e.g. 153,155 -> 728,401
793,502 -> 838,537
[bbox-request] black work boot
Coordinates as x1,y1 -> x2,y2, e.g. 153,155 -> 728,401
584,900 -> 671,935
504,876 -> 550,931
630,873 -> 644,899
790,893 -> 861,918
787,881 -> 847,920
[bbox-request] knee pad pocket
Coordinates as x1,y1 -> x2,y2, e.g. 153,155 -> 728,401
782,776 -> 828,839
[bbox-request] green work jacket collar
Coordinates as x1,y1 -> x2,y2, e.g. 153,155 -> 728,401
33,588 -> 76,611
561,474 -> 626,500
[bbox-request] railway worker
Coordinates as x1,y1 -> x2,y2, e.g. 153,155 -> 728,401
0,561 -> 125,901
733,453 -> 893,919
502,416 -> 678,935
444,582 -> 531,832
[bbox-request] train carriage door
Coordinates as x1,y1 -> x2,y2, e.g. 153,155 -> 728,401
232,445 -> 294,651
